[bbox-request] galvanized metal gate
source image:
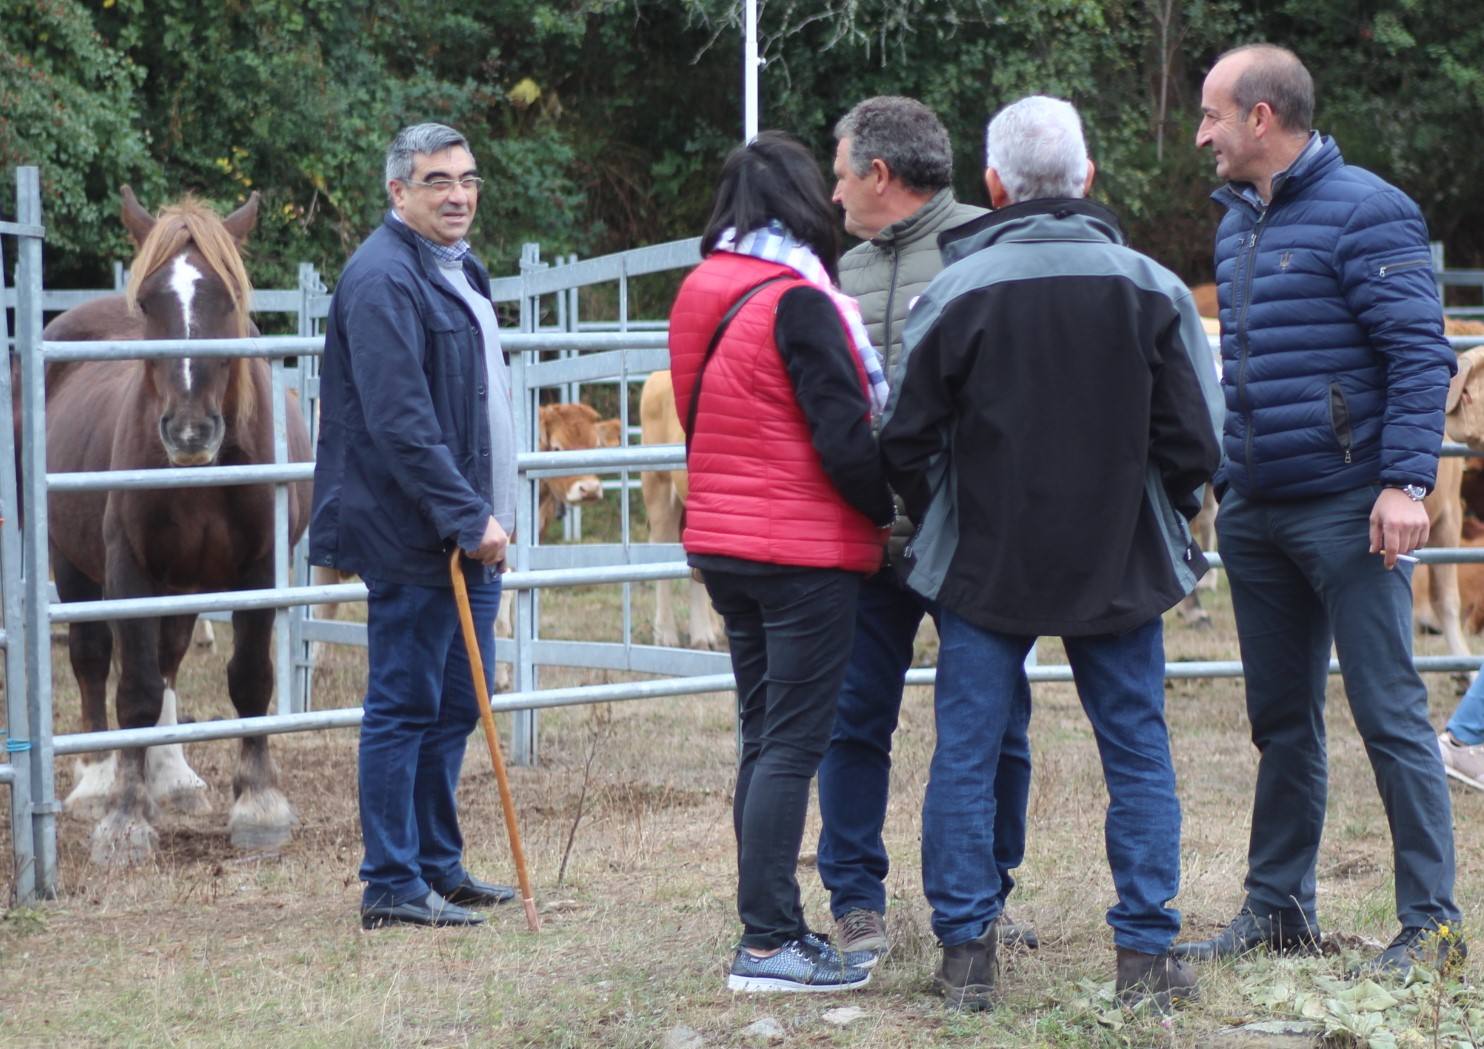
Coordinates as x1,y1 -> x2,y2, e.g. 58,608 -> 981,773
7,166 -> 1484,907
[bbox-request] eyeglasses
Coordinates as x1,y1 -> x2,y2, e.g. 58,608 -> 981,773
403,176 -> 484,193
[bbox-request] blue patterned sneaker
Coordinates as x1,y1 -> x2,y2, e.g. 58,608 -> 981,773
803,930 -> 881,970
727,938 -> 872,993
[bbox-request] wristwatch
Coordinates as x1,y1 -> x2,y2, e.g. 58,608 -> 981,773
1390,484 -> 1427,502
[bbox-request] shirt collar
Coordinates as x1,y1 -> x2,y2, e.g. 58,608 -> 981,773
389,208 -> 471,264
1237,130 -> 1322,209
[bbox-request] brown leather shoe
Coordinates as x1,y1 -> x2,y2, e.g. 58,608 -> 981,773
934,925 -> 997,1012
1115,948 -> 1198,1011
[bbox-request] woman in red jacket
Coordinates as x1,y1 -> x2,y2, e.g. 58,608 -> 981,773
668,131 -> 894,993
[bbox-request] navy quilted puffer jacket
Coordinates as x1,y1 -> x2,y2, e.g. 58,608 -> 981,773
1212,135 -> 1455,500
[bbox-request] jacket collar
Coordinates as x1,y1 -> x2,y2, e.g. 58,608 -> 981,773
869,187 -> 960,249
381,211 -> 490,293
1212,133 -> 1343,214
938,197 -> 1126,266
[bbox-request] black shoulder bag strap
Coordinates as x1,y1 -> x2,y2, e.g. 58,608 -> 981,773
683,276 -> 792,458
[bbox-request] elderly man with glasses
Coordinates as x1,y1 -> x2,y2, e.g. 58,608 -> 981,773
310,122 -> 518,929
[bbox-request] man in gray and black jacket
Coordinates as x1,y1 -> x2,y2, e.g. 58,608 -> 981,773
815,96 -> 1038,966
881,96 -> 1222,1011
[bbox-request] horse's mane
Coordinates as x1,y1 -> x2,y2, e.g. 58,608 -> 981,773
123,197 -> 258,432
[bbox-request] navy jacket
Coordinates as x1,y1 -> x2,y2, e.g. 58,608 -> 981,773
1212,136 -> 1455,500
309,215 -> 500,586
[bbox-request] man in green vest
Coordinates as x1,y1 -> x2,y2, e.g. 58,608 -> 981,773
817,96 -> 1037,966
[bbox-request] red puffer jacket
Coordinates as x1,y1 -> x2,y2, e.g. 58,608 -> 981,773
668,253 -> 885,573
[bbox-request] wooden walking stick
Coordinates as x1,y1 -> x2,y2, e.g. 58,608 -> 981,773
449,549 -> 541,932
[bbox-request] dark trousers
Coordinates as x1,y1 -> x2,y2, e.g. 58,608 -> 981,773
1218,485 -> 1459,929
704,565 -> 861,950
358,573 -> 501,909
923,610 -> 1179,952
816,570 -> 1030,918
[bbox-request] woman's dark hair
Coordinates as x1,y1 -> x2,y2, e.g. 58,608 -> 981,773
700,130 -> 841,281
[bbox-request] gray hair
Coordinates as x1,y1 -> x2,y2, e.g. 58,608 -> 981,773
1219,43 -> 1314,132
834,96 -> 953,194
384,122 -> 470,195
984,96 -> 1088,204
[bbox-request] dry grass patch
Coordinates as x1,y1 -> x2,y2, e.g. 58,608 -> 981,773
3,575 -> 1483,1047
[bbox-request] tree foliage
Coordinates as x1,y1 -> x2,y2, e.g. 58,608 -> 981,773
3,0 -> 1482,295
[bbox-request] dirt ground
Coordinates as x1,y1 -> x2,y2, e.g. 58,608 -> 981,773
3,572 -> 1483,1048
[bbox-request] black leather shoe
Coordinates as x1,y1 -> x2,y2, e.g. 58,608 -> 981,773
439,873 -> 517,908
1172,910 -> 1320,962
995,910 -> 1040,950
360,889 -> 487,929
1351,923 -> 1467,979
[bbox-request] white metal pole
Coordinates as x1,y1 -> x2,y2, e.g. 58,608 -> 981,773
743,0 -> 759,142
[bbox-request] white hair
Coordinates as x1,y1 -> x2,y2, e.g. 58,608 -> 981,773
984,96 -> 1089,203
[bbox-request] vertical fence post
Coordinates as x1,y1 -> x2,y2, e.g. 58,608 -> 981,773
1,203 -> 37,904
292,262 -> 325,712
510,245 -> 541,765
16,167 -> 58,900
271,356 -> 294,716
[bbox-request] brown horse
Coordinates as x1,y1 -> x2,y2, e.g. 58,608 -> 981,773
45,187 -> 312,865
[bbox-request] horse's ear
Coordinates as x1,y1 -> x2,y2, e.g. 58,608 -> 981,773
222,191 -> 260,245
120,185 -> 155,247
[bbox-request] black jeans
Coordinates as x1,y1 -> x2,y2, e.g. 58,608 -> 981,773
704,565 -> 861,950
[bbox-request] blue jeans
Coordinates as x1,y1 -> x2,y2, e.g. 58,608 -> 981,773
923,609 -> 1181,954
1218,486 -> 1458,929
816,572 -> 1030,918
1447,674 -> 1484,745
359,572 -> 501,909
704,565 -> 861,951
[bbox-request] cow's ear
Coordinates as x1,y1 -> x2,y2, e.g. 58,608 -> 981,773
576,402 -> 600,422
537,405 -> 552,451
1447,347 -> 1484,414
596,418 -> 622,447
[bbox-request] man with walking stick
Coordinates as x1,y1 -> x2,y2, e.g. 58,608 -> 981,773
310,122 -> 520,929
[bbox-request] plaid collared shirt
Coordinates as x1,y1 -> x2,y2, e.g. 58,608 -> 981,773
389,209 -> 470,263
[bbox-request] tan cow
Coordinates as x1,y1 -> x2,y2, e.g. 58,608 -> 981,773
639,369 -> 723,650
1409,324 -> 1484,662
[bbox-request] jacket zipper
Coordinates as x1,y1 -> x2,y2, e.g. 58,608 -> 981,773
882,246 -> 902,374
1378,258 -> 1429,279
1329,382 -> 1354,463
1236,206 -> 1268,481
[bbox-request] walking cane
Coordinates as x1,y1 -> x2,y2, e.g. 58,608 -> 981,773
449,549 -> 541,932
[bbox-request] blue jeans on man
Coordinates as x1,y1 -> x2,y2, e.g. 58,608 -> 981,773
359,572 -> 502,908
817,572 -> 1031,921
1216,485 -> 1459,930
923,608 -> 1181,954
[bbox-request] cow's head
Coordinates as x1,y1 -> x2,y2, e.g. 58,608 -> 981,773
536,402 -> 622,532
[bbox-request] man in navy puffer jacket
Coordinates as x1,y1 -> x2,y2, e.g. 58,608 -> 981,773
1173,43 -> 1464,978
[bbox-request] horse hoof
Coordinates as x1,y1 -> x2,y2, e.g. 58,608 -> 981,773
153,784 -> 213,816
64,755 -> 119,820
146,744 -> 211,814
89,811 -> 158,867
228,790 -> 298,851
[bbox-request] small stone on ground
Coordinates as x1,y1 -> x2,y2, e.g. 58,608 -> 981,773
742,1016 -> 785,1042
664,1024 -> 705,1049
822,1006 -> 867,1026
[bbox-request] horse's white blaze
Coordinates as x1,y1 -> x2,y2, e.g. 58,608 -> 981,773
167,255 -> 203,389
